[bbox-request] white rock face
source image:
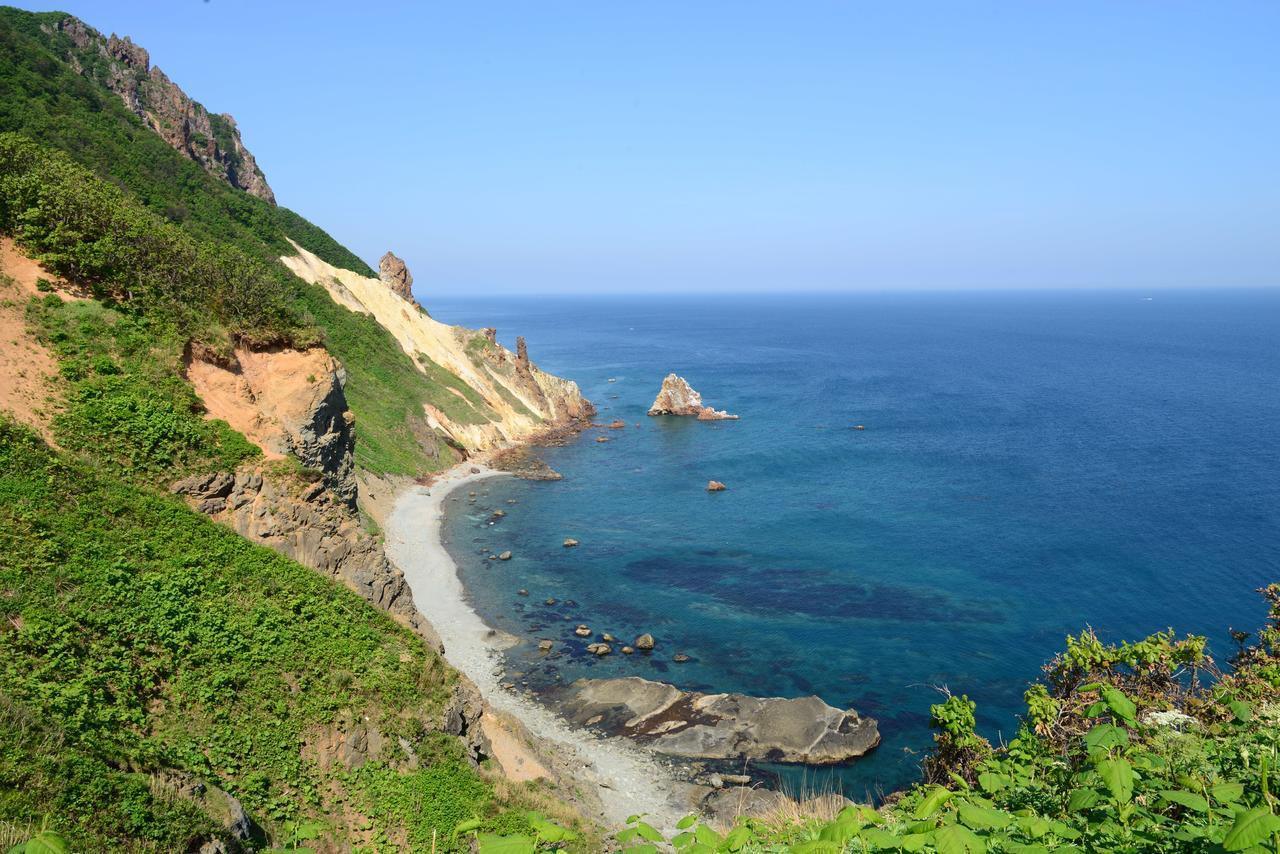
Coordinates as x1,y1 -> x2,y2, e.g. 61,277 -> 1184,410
647,373 -> 737,420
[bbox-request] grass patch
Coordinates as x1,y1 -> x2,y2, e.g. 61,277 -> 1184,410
26,294 -> 258,485
415,351 -> 497,425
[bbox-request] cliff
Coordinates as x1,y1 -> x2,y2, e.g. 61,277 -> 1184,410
47,15 -> 276,203
282,240 -> 594,453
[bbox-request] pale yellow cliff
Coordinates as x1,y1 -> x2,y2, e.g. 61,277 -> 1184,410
281,240 -> 591,452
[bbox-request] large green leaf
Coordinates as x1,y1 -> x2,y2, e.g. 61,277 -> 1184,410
978,772 -> 1011,793
1228,700 -> 1253,722
476,834 -> 536,854
1100,687 -> 1137,724
694,824 -> 723,847
1159,789 -> 1210,812
1083,724 -> 1128,756
958,803 -> 1013,830
788,842 -> 843,853
633,821 -> 665,843
527,812 -> 575,843
914,785 -> 954,819
1067,788 -> 1102,812
818,816 -> 862,843
723,826 -> 754,851
1222,808 -> 1280,851
8,833 -> 71,854
900,832 -> 933,852
1097,757 -> 1134,803
1213,782 -> 1246,803
934,823 -> 987,854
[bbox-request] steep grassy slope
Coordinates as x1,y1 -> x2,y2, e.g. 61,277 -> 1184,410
0,419 -> 586,852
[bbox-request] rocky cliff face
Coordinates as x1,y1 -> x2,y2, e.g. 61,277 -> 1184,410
49,16 -> 276,203
648,373 -> 738,420
281,240 -> 594,452
185,346 -> 356,505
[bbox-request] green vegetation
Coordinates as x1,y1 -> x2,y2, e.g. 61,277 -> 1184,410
27,295 -> 259,483
0,132 -> 310,347
0,418 -> 444,847
415,351 -> 498,425
13,4 -> 1279,852
0,419 -> 592,851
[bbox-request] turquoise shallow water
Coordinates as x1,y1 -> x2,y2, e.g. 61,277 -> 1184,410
430,290 -> 1280,796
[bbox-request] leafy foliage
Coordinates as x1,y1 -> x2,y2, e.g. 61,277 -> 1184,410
27,295 -> 258,483
0,132 -> 311,346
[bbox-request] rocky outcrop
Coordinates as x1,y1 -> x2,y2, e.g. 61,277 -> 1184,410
648,374 -> 738,420
149,770 -> 257,847
556,677 -> 879,765
172,468 -> 441,652
50,16 -> 275,202
378,251 -> 417,306
282,241 -> 594,453
185,346 -> 356,506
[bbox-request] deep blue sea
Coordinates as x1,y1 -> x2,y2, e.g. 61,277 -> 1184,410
429,290 -> 1280,797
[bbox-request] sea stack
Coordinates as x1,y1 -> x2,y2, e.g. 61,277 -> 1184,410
647,373 -> 738,420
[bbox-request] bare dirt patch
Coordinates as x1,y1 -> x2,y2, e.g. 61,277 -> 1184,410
185,346 -> 337,459
0,238 -> 64,441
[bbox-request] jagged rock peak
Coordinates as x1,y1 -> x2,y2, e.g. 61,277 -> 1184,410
648,373 -> 738,420
48,15 -> 276,204
378,251 -> 417,304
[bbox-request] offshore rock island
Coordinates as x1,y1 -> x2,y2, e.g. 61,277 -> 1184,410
648,372 -> 739,419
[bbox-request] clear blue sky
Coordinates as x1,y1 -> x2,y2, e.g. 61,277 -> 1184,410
20,1 -> 1280,293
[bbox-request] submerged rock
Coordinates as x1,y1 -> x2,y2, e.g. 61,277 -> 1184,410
563,538 -> 579,548
556,676 -> 880,765
635,633 -> 656,651
647,373 -> 738,420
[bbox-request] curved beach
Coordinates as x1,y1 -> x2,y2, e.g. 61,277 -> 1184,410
384,461 -> 686,830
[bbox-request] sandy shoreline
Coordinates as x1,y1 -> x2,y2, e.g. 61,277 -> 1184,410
384,460 -> 687,831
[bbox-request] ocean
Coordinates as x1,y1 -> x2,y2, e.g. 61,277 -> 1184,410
429,289 -> 1280,796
